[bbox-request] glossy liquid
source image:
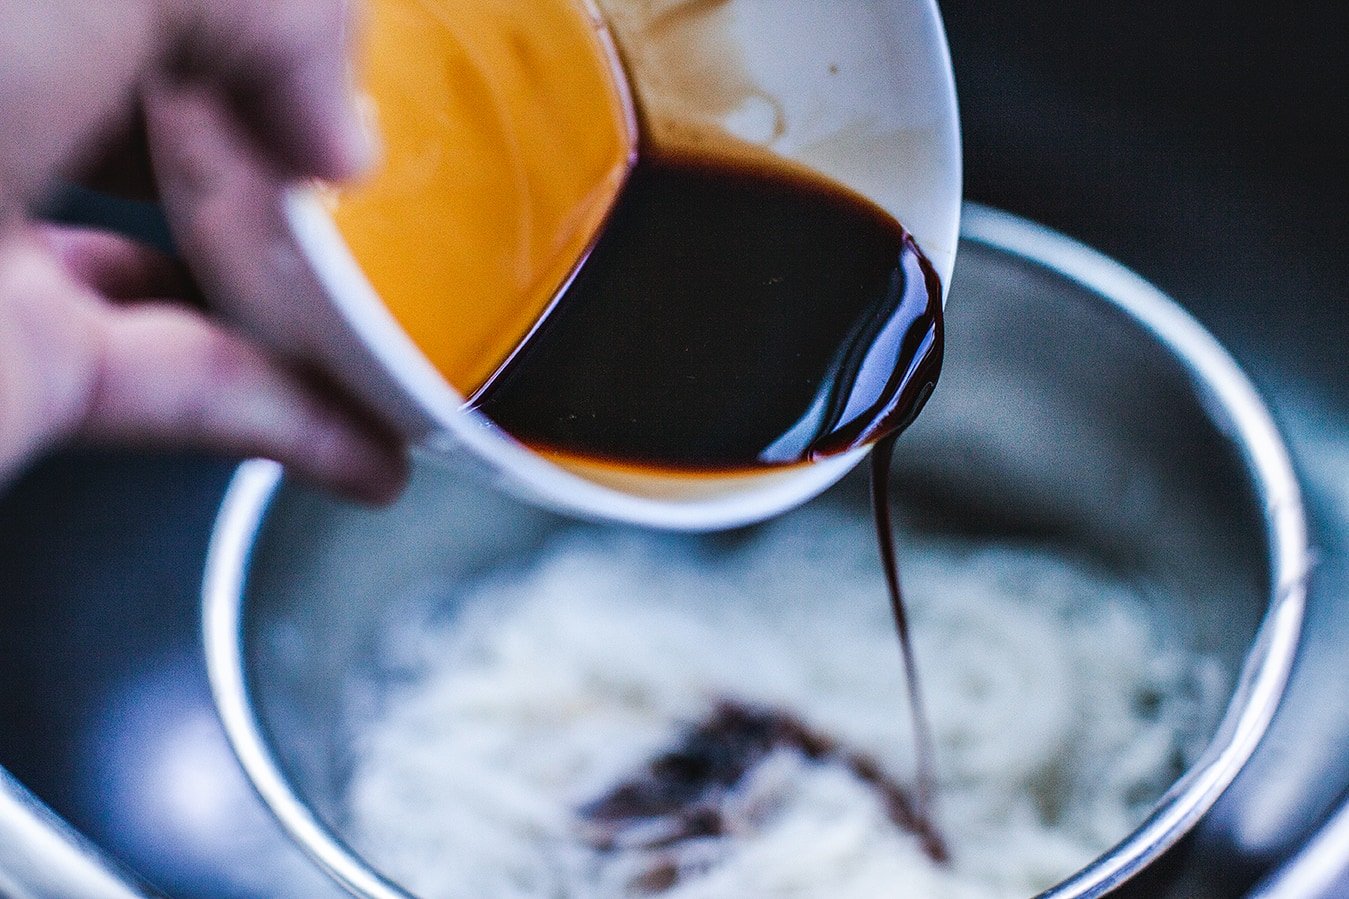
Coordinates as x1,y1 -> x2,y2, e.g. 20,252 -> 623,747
473,144 -> 943,474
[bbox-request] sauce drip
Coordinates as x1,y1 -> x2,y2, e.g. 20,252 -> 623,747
872,433 -> 943,847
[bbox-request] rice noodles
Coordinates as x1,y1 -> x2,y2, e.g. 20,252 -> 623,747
341,506 -> 1225,897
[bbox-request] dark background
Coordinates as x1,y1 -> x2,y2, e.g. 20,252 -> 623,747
1,2 -> 1346,896
947,0 -> 1347,406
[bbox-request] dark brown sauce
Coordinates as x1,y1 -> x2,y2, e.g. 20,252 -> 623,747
872,433 -> 942,844
581,699 -> 948,890
469,141 -> 947,868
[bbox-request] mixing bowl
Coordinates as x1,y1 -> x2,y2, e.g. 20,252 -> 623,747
202,206 -> 1307,897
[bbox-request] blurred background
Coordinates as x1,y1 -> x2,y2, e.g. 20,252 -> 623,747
0,1 -> 1345,896
947,0 -> 1346,406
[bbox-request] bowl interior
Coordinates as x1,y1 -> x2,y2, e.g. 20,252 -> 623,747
226,232 -> 1285,896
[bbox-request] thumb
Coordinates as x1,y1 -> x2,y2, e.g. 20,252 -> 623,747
164,0 -> 375,181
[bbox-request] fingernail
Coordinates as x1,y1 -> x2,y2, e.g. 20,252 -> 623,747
355,452 -> 410,506
338,434 -> 410,506
332,87 -> 381,180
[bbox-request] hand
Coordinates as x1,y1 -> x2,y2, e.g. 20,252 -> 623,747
0,0 -> 408,502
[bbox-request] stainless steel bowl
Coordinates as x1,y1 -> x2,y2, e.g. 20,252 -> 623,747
202,206 -> 1308,898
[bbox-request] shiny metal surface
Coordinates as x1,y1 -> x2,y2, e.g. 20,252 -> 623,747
1252,784 -> 1349,899
0,769 -> 155,898
202,206 -> 1307,898
0,451 -> 350,898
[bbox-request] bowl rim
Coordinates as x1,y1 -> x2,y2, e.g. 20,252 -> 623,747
201,203 -> 1308,899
